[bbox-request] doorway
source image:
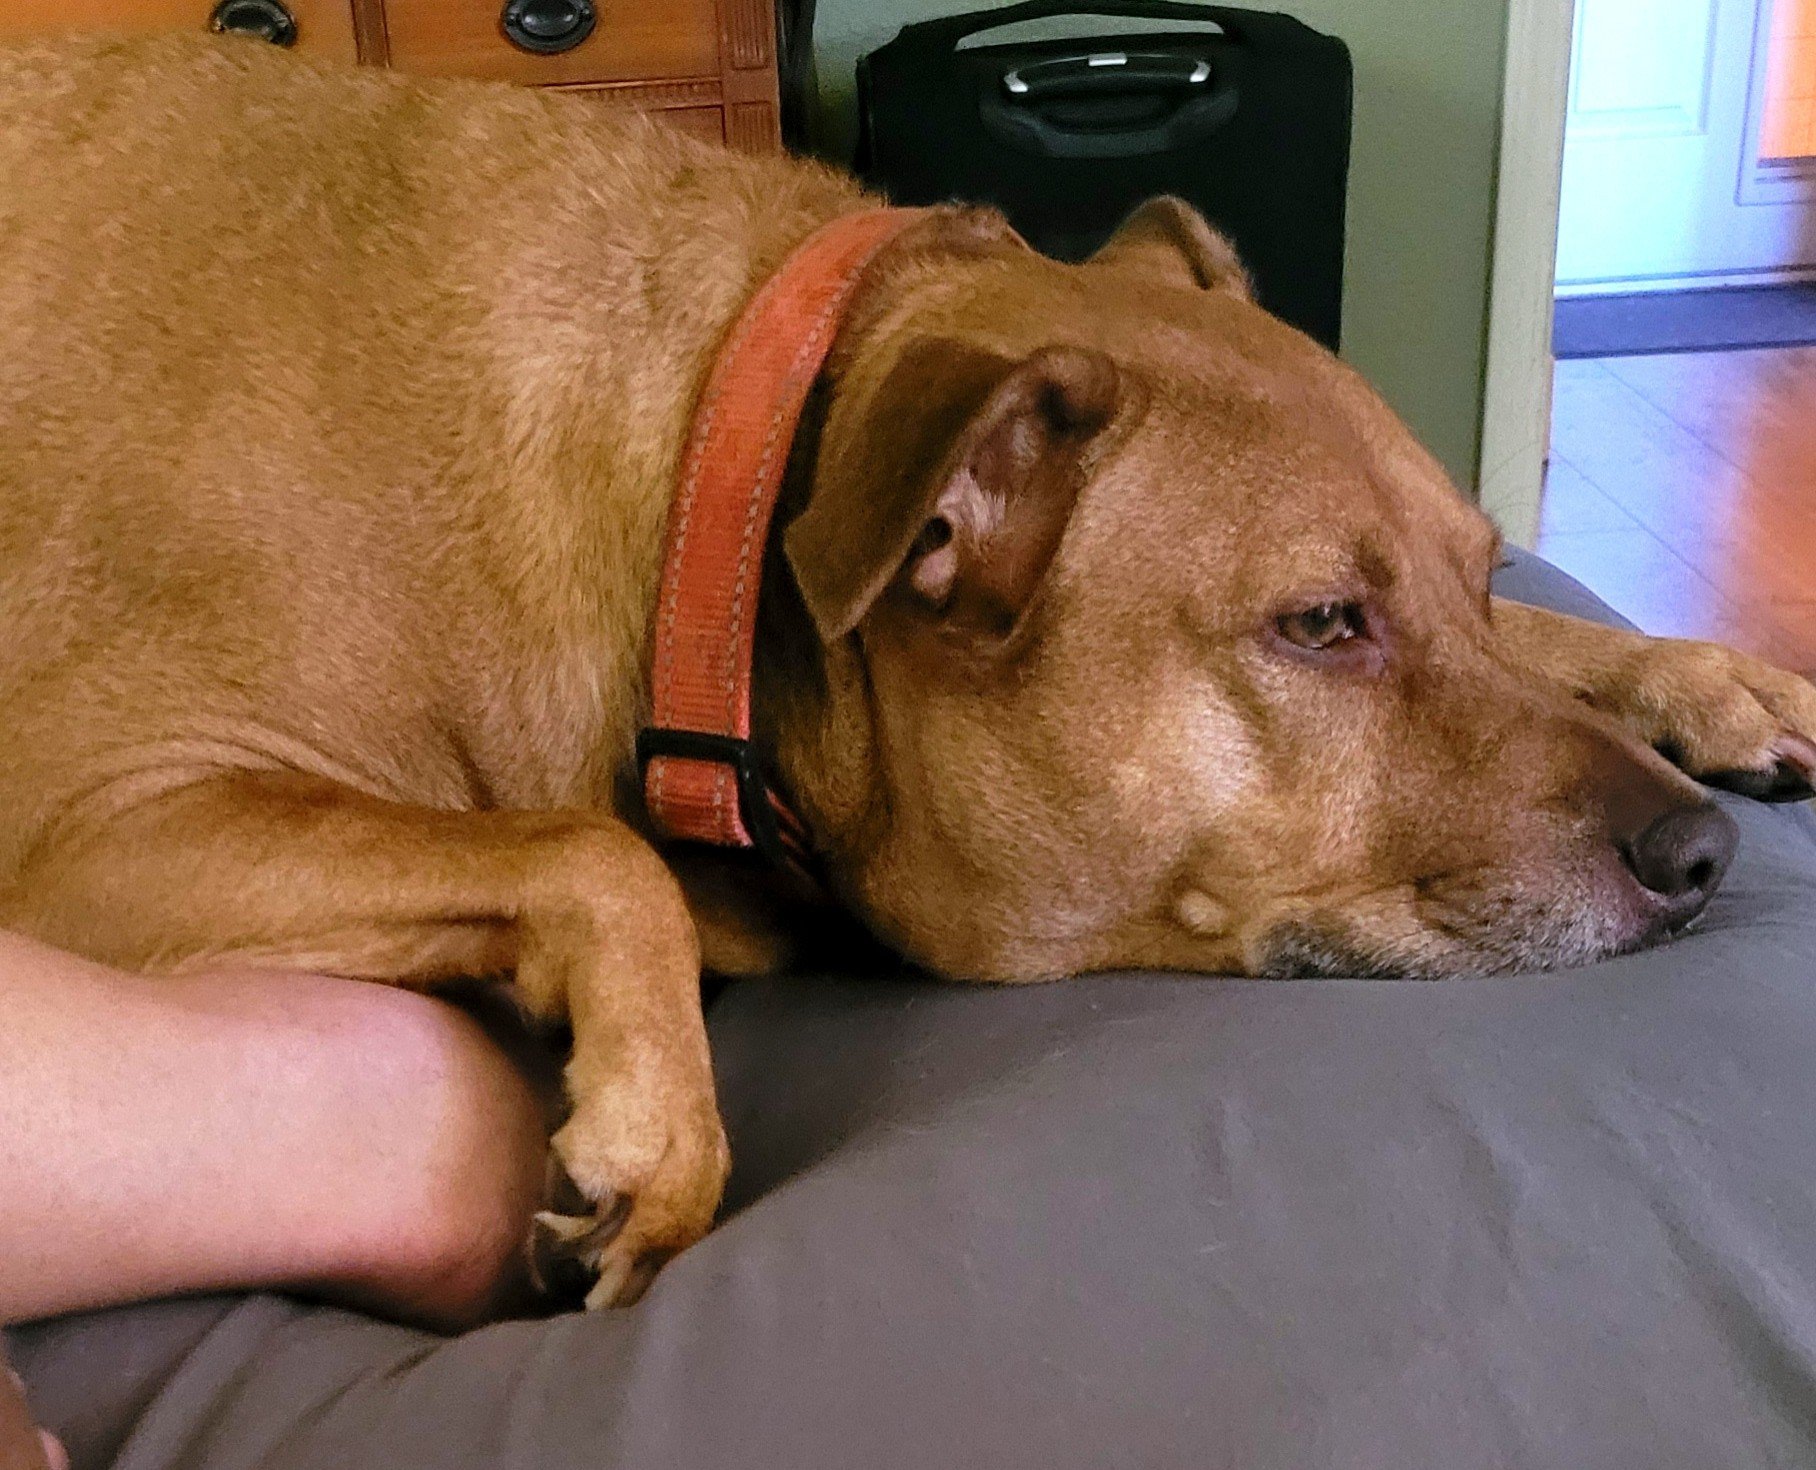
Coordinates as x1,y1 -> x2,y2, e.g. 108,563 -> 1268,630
1537,0 -> 1816,676
1556,0 -> 1816,299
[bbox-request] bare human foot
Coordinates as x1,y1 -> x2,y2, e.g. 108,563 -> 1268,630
0,1355 -> 65,1470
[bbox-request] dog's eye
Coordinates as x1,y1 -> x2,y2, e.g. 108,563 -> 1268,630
1277,602 -> 1367,651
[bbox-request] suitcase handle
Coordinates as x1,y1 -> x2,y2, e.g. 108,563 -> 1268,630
906,0 -> 1247,50
982,50 -> 1238,159
1001,51 -> 1211,99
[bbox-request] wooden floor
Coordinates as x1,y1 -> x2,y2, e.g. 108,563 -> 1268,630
1539,347 -> 1816,677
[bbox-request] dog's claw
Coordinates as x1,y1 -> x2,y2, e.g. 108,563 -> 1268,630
583,1248 -> 674,1311
1769,734 -> 1816,798
1703,734 -> 1816,804
528,1192 -> 633,1302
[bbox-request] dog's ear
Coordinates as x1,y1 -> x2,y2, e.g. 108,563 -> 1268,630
784,341 -> 1122,646
1089,196 -> 1252,298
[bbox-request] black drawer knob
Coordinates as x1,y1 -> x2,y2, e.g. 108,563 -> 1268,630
209,0 -> 297,46
501,0 -> 597,54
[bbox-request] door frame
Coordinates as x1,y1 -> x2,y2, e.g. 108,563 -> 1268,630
1477,0 -> 1577,548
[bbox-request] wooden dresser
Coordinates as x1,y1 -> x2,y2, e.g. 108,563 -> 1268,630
0,0 -> 782,151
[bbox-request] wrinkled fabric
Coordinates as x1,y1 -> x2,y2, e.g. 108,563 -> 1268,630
13,550 -> 1816,1470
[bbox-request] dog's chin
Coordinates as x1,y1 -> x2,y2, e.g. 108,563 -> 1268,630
1252,920 -> 1413,979
1251,904 -> 1652,980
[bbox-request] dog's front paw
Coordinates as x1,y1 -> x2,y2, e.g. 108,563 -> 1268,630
1590,639 -> 1816,802
528,1081 -> 730,1310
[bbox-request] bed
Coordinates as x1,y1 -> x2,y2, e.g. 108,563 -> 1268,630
14,549 -> 1816,1470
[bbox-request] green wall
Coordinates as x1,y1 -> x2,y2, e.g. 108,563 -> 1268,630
809,0 -> 1511,492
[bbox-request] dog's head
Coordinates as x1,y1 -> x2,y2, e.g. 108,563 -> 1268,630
770,199 -> 1729,980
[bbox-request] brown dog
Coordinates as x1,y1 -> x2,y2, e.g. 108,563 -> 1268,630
3,34 -> 1814,1308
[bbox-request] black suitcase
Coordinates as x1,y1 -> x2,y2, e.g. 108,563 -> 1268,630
856,0 -> 1351,349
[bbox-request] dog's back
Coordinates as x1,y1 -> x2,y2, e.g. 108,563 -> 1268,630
0,35 -> 858,875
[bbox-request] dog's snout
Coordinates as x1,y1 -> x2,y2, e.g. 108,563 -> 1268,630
1584,725 -> 1737,937
1620,803 -> 1738,922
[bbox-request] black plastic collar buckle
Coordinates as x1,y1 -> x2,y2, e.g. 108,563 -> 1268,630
636,727 -> 799,874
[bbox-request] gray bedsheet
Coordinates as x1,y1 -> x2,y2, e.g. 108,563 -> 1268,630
13,550 -> 1816,1470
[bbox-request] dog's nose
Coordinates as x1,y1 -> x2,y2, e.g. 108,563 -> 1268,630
1620,802 -> 1738,925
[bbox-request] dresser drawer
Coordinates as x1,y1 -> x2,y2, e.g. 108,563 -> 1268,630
382,0 -> 719,87
0,0 -> 357,62
0,0 -> 781,153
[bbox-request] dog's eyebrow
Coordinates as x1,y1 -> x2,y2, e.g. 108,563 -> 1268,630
1357,536 -> 1397,590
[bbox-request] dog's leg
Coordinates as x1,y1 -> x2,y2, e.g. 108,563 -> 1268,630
1493,598 -> 1816,801
4,770 -> 728,1309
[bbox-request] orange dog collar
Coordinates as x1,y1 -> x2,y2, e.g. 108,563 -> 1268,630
638,207 -> 925,876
